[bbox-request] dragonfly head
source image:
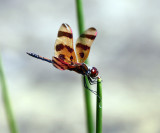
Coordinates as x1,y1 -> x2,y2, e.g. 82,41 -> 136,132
88,67 -> 99,78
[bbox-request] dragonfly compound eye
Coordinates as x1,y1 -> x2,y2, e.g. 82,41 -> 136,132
90,67 -> 99,77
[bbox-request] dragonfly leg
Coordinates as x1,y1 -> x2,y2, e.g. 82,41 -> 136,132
83,76 -> 100,100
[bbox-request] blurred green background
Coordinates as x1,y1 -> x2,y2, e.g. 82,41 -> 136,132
1,0 -> 160,133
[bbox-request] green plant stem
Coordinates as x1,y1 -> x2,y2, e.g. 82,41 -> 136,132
0,57 -> 18,133
76,0 -> 85,35
96,77 -> 102,133
83,76 -> 94,133
76,0 -> 94,133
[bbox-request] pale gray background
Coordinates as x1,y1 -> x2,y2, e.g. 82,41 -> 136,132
0,0 -> 160,133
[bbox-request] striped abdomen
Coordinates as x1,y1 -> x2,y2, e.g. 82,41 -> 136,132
27,52 -> 52,63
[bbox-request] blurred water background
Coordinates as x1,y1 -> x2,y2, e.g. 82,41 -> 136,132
0,0 -> 160,133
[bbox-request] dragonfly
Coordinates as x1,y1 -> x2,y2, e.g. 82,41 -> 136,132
27,23 -> 99,95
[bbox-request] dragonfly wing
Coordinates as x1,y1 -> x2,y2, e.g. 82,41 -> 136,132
54,23 -> 77,64
76,27 -> 97,63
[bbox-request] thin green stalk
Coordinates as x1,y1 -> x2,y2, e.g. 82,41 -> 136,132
96,77 -> 102,133
0,57 -> 18,133
76,0 -> 94,133
76,0 -> 85,36
83,75 -> 94,133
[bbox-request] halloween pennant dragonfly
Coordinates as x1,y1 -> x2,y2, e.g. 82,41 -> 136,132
27,23 -> 99,94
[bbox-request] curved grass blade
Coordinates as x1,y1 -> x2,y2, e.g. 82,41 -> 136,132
0,57 -> 19,133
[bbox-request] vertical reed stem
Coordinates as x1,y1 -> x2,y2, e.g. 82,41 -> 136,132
76,0 -> 94,133
96,77 -> 102,133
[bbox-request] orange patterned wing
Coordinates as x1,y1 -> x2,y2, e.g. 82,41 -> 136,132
76,27 -> 97,63
53,23 -> 77,64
